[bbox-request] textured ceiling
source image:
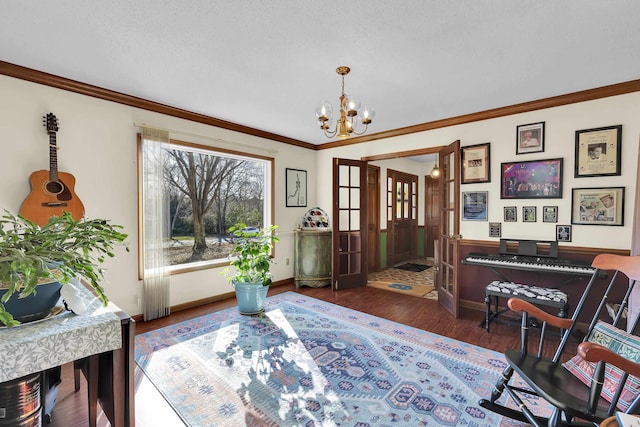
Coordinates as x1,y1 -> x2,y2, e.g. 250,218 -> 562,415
1,1 -> 639,145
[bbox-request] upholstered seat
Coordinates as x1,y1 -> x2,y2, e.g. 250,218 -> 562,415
484,280 -> 569,332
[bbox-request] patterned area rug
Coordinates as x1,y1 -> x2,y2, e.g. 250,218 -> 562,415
135,292 -> 543,426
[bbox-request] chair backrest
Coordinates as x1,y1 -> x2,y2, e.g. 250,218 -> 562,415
551,254 -> 640,362
592,253 -> 640,283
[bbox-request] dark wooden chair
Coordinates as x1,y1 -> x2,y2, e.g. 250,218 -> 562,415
479,253 -> 640,427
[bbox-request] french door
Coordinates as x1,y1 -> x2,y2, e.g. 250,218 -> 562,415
437,140 -> 461,318
332,158 -> 368,290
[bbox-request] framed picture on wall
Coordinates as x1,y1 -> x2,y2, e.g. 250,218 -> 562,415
516,121 -> 545,155
500,158 -> 563,199
504,206 -> 517,222
286,168 -> 307,207
461,142 -> 491,184
556,225 -> 572,242
462,191 -> 488,220
542,206 -> 558,223
574,124 -> 622,177
489,222 -> 502,238
523,206 -> 537,222
571,187 -> 625,226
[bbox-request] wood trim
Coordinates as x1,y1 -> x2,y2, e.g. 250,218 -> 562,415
460,239 -> 630,256
0,60 -> 315,150
3,60 -> 640,152
362,146 -> 443,161
131,277 -> 294,322
318,79 -> 640,150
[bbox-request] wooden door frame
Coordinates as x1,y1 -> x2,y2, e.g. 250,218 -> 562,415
367,165 -> 381,273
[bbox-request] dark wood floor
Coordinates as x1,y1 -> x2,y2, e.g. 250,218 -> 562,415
48,283 -> 575,426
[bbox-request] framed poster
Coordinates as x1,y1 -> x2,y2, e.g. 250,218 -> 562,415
523,206 -> 537,222
571,187 -> 625,226
556,225 -> 572,242
574,124 -> 622,177
516,121 -> 545,155
500,158 -> 563,199
504,206 -> 517,222
461,142 -> 491,184
489,222 -> 502,238
462,191 -> 488,221
286,168 -> 307,207
542,206 -> 558,223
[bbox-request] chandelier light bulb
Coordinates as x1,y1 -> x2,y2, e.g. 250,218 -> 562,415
359,105 -> 375,124
316,66 -> 374,139
315,101 -> 333,123
345,96 -> 360,117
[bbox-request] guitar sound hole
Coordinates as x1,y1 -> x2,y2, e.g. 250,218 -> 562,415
45,181 -> 64,195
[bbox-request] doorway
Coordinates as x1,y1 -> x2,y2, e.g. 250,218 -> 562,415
387,169 -> 418,267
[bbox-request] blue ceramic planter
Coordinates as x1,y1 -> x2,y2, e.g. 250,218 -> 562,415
0,280 -> 63,323
233,281 -> 269,315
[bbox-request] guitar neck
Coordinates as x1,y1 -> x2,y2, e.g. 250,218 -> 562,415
49,133 -> 58,182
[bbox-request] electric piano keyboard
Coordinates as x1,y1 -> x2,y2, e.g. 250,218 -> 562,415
462,252 -> 596,276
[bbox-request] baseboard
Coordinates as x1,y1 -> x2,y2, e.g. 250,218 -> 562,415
132,277 -> 295,323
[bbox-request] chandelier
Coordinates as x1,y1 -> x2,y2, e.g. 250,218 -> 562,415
315,66 -> 375,140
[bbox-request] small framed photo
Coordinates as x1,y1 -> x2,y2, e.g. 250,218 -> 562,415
489,222 -> 502,238
461,142 -> 491,184
571,187 -> 625,226
462,191 -> 488,221
504,206 -> 517,222
574,124 -> 622,177
556,225 -> 572,242
516,121 -> 545,155
286,168 -> 307,207
542,206 -> 558,223
523,206 -> 537,222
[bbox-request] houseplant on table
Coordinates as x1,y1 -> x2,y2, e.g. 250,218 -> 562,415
0,210 -> 128,327
227,222 -> 279,314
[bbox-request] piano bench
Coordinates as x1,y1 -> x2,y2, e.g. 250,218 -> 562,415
484,280 -> 569,332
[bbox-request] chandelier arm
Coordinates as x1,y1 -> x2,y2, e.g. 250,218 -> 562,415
323,121 -> 339,138
350,123 -> 369,136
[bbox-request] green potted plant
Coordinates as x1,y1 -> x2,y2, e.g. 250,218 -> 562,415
0,210 -> 128,327
227,222 -> 278,314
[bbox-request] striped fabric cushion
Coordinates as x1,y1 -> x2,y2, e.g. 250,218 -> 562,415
564,321 -> 640,411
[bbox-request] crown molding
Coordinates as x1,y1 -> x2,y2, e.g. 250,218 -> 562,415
0,60 -> 315,150
317,79 -> 640,150
2,60 -> 638,152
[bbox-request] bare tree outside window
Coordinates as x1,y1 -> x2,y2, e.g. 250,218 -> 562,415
142,138 -> 272,270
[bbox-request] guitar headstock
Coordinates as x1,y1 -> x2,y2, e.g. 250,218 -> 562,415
43,113 -> 59,135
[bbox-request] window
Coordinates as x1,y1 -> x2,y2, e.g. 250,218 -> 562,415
139,135 -> 273,274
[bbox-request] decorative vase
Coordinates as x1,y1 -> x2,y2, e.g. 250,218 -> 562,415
233,281 -> 269,315
0,280 -> 63,323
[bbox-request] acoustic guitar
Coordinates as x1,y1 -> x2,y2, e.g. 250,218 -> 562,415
20,113 -> 85,226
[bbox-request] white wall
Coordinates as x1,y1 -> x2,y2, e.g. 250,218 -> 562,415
2,73 -> 638,318
318,92 -> 640,250
0,75 -> 315,316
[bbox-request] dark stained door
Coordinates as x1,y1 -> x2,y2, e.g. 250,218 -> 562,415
332,158 -> 368,289
437,140 -> 461,318
391,170 -> 418,265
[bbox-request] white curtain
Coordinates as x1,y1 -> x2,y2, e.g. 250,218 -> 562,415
142,128 -> 171,321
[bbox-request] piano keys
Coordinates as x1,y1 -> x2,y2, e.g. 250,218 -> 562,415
462,252 -> 596,276
462,238 -> 597,278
